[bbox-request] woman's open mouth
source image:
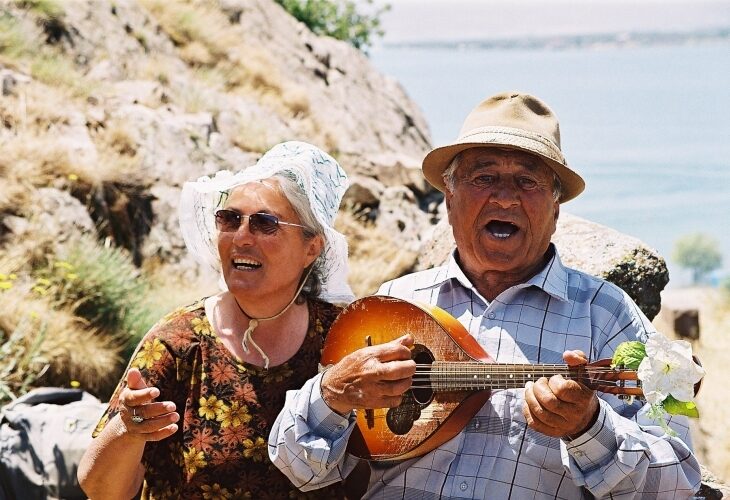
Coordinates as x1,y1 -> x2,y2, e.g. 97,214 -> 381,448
232,257 -> 262,270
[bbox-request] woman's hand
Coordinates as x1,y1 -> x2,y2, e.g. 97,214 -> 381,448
118,368 -> 180,441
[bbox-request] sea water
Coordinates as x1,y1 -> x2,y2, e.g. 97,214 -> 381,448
370,42 -> 730,286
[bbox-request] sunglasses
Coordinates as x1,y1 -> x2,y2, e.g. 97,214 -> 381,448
214,209 -> 307,235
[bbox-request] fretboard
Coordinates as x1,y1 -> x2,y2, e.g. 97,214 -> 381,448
428,361 -> 581,390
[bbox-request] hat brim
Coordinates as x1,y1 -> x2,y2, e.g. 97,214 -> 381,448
422,130 -> 585,203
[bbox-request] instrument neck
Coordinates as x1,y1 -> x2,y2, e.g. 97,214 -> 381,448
428,362 -> 584,390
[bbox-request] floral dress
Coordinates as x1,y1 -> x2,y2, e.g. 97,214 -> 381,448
94,298 -> 346,500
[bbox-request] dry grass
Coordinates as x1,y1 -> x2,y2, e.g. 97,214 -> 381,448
0,278 -> 123,402
0,133 -> 137,216
139,0 -> 237,62
0,12 -> 32,63
30,54 -> 94,98
139,0 -> 312,119
336,207 -> 418,297
0,136 -> 75,213
654,287 -> 730,483
0,80 -> 74,132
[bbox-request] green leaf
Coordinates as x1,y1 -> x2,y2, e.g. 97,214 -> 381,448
663,396 -> 700,418
611,341 -> 646,369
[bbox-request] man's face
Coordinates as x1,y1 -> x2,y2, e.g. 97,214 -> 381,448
445,147 -> 559,280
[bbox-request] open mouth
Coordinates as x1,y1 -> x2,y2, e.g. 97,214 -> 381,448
486,220 -> 519,239
232,257 -> 262,270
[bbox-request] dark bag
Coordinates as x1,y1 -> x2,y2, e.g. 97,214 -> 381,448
0,387 -> 106,500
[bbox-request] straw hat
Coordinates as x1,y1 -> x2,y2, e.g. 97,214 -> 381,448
422,91 -> 585,202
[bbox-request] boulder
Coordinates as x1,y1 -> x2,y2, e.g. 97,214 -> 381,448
376,186 -> 433,253
699,465 -> 730,499
343,175 -> 385,207
417,211 -> 669,320
36,188 -> 96,243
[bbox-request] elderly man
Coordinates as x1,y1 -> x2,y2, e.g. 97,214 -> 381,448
269,92 -> 701,498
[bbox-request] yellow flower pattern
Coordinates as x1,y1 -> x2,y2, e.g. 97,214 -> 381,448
182,446 -> 207,475
133,338 -> 167,370
216,400 -> 251,428
201,483 -> 232,500
191,316 -> 214,336
198,395 -> 226,420
241,436 -> 267,462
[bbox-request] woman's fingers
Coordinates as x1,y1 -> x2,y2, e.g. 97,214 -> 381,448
122,369 -> 159,407
118,369 -> 178,440
126,368 -> 148,389
127,401 -> 177,421
143,423 -> 179,442
128,408 -> 180,433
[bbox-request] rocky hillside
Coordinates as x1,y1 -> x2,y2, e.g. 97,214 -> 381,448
0,0 -> 433,282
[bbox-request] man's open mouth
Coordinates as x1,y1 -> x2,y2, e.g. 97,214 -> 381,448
232,257 -> 262,270
486,220 -> 519,239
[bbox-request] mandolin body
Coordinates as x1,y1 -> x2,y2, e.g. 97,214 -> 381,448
321,295 -> 495,461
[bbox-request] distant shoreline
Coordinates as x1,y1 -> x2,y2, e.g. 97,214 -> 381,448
382,28 -> 730,51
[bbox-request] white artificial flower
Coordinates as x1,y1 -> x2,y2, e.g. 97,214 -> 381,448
637,333 -> 705,405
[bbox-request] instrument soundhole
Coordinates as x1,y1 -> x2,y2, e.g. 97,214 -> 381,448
384,344 -> 435,436
411,344 -> 434,405
386,391 -> 421,435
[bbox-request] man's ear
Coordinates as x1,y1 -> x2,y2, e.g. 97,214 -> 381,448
445,189 -> 453,226
554,201 -> 560,223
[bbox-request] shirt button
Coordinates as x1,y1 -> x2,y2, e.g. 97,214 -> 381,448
335,425 -> 344,431
473,421 -> 481,430
574,450 -> 585,457
488,312 -> 496,319
460,481 -> 468,491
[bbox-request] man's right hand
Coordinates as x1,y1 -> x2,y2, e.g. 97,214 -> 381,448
321,334 -> 417,415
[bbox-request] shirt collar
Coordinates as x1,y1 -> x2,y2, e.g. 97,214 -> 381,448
415,243 -> 570,303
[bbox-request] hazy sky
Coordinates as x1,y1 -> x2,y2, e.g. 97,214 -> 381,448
371,0 -> 730,42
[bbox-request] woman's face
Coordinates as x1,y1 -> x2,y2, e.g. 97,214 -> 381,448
217,181 -> 323,302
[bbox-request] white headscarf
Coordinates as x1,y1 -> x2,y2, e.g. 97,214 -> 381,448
178,141 -> 354,304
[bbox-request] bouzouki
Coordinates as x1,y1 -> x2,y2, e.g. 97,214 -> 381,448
321,295 -> 649,462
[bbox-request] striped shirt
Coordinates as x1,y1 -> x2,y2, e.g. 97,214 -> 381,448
269,246 -> 701,499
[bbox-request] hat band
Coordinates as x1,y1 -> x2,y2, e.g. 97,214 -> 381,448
456,126 -> 566,166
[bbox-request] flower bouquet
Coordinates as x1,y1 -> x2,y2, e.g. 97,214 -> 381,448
612,333 -> 705,435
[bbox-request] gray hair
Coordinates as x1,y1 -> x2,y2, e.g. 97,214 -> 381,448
271,172 -> 326,302
442,150 -> 563,202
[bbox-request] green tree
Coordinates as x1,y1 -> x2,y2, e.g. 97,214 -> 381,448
672,232 -> 723,284
275,0 -> 389,51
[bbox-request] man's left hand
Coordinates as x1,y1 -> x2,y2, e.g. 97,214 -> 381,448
523,349 -> 599,439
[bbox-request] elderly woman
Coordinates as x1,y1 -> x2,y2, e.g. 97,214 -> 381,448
78,142 -> 354,499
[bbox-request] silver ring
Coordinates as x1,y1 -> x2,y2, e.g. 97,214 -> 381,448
130,407 -> 144,424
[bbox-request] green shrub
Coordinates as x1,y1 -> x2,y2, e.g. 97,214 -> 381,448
672,232 -> 723,284
35,236 -> 159,357
275,0 -> 389,51
0,14 -> 30,60
13,0 -> 64,21
0,315 -> 47,405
